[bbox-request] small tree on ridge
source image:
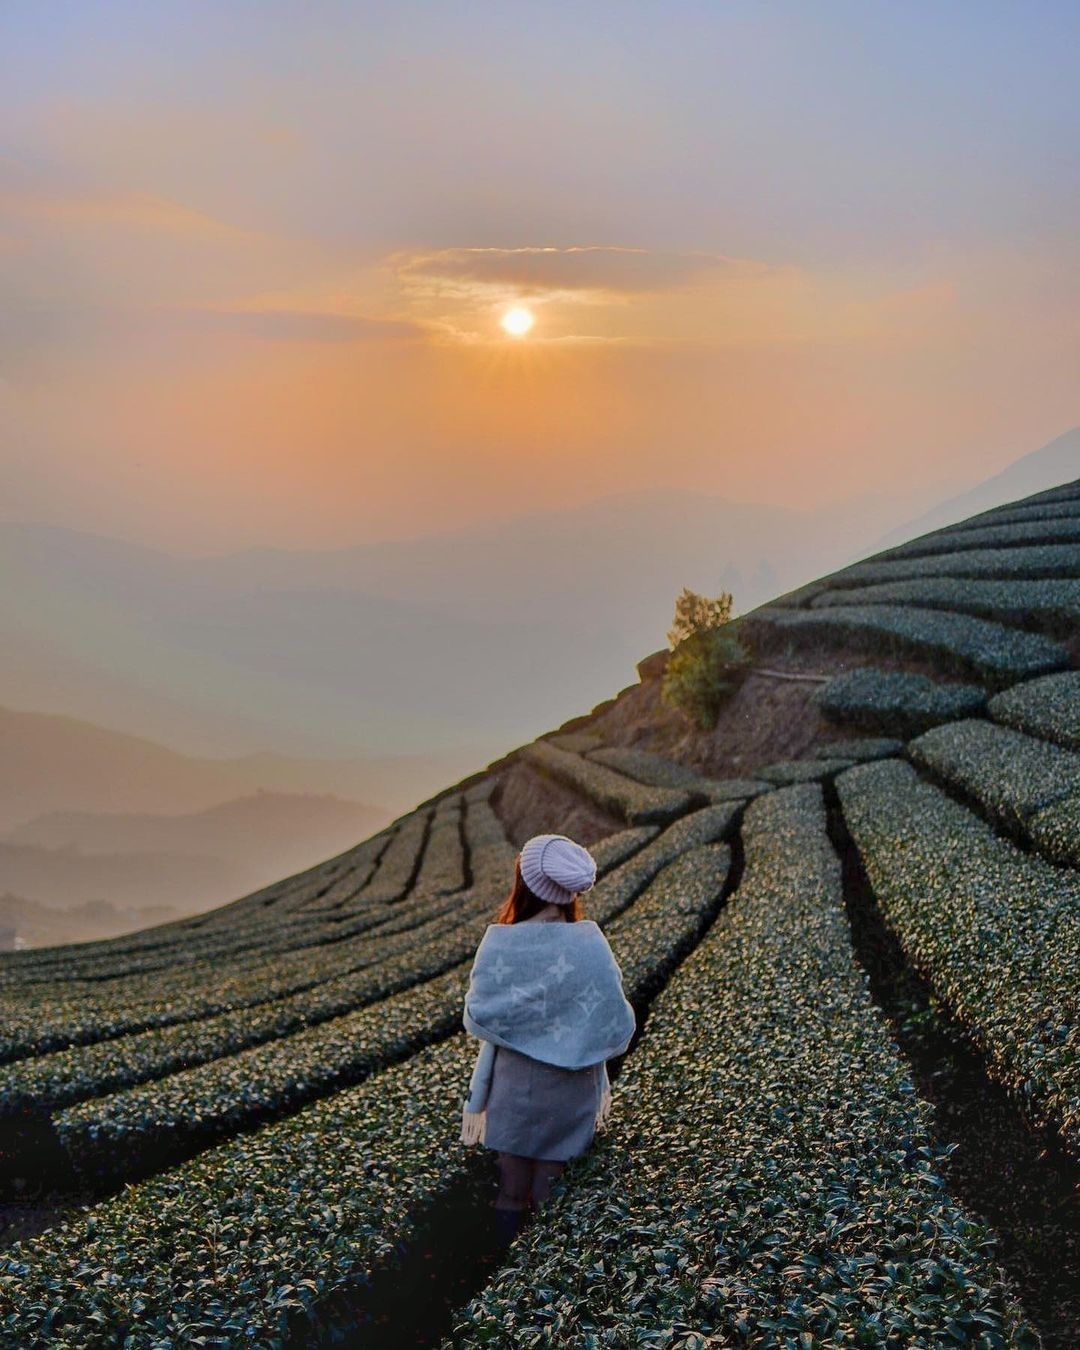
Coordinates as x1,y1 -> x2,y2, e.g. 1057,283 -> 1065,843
661,586 -> 751,730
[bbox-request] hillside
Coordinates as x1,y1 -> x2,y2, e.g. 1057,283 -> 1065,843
0,477 -> 1077,1346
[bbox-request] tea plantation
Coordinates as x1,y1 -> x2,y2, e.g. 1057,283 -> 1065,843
0,478 -> 1077,1347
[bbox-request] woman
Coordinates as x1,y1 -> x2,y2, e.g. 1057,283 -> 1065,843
459,833 -> 637,1245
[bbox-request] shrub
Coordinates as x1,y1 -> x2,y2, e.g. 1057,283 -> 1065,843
666,585 -> 734,646
658,587 -> 753,731
661,626 -> 752,730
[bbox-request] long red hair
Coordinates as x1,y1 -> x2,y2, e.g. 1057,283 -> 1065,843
493,856 -> 583,924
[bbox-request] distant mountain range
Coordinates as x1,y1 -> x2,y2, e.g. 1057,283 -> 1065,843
0,837 -> 244,914
0,702 -> 484,832
0,787 -> 392,930
0,890 -> 182,951
7,789 -> 390,874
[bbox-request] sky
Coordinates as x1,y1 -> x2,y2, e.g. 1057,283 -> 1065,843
2,0 -> 1078,554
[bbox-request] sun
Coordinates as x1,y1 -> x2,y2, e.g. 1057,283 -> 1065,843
500,306 -> 535,338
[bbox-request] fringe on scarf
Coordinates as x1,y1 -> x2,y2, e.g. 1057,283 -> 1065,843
594,1070 -> 613,1131
460,1106 -> 487,1145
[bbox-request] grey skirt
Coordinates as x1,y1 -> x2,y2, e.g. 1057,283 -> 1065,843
482,1044 -> 604,1162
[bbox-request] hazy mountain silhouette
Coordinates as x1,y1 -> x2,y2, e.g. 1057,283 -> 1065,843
0,838 -> 245,913
0,789 -> 390,930
7,789 -> 390,872
0,890 -> 183,950
0,703 -> 485,833
867,426 -> 1079,554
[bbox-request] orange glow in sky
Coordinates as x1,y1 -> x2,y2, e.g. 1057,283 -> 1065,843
1,5 -> 1076,555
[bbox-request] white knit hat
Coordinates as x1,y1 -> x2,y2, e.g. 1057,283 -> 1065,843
519,834 -> 597,906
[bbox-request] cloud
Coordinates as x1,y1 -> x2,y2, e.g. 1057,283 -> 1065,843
178,306 -> 423,343
392,244 -> 774,300
0,304 -> 423,362
0,188 -> 258,240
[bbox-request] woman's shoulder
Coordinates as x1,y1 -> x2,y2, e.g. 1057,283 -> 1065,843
482,918 -> 601,934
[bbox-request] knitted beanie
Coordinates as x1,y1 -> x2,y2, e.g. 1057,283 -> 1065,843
519,834 -> 597,906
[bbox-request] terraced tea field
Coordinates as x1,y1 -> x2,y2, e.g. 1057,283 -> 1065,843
1,479 -> 1078,1347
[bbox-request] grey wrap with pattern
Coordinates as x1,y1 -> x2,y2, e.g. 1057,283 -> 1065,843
459,919 -> 636,1145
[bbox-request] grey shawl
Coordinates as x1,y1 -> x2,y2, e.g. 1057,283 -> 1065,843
459,918 -> 636,1145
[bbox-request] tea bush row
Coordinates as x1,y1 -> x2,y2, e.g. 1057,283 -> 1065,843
741,604 -> 1068,688
1023,480 -> 1080,505
822,542 -> 1080,589
807,736 -> 902,761
523,741 -> 704,825
0,894 -> 498,1117
587,745 -> 772,802
5,786 -> 502,998
810,576 -> 1080,633
988,671 -> 1080,752
0,831 -> 395,988
815,668 -> 986,738
879,516 -> 1080,561
546,731 -> 606,754
907,718 -> 1080,866
0,784 -> 490,988
345,806 -> 432,906
402,795 -> 466,898
0,796 -> 513,1060
286,824 -> 400,914
755,756 -> 855,785
950,499 -> 1080,532
837,759 -> 1080,1156
0,850 -> 357,988
0,887 -> 471,1066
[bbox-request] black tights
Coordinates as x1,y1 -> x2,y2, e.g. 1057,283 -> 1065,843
495,1151 -> 567,1212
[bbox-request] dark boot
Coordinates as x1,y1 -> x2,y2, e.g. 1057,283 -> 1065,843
492,1204 -> 529,1245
